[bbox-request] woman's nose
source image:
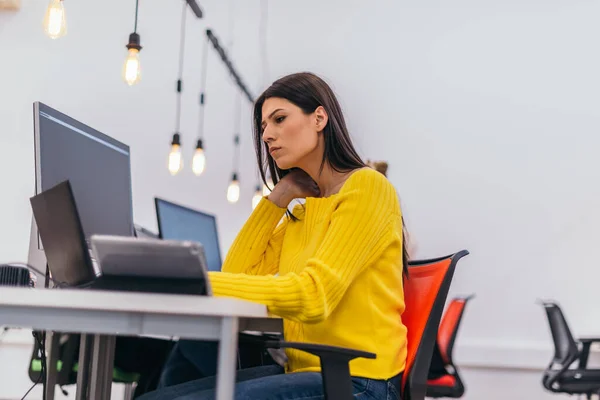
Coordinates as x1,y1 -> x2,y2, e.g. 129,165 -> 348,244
262,126 -> 275,143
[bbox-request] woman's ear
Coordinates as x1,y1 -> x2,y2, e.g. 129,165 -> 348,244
315,106 -> 328,132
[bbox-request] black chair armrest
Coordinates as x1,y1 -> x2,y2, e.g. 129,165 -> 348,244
265,341 -> 375,400
577,338 -> 600,369
238,332 -> 282,344
578,337 -> 600,343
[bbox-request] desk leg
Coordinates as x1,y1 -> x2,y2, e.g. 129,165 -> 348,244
89,334 -> 116,400
215,317 -> 239,400
76,334 -> 93,400
45,332 -> 60,400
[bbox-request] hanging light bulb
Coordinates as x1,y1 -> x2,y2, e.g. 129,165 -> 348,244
43,0 -> 67,39
168,133 -> 183,175
192,139 -> 206,176
227,173 -> 240,204
252,185 -> 262,210
168,3 -> 187,177
123,33 -> 142,86
195,35 -> 209,177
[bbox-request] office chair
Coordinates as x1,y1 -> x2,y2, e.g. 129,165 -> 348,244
28,334 -> 141,398
29,333 -> 174,399
426,295 -> 475,398
265,250 -> 469,400
539,301 -> 600,399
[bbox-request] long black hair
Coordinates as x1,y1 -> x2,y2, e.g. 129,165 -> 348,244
252,72 -> 409,275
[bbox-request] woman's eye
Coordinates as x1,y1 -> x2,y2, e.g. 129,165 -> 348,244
275,116 -> 285,123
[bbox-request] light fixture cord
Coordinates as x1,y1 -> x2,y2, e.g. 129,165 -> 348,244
257,0 -> 269,186
175,2 -> 188,134
259,0 -> 269,86
228,0 -> 235,51
233,95 -> 241,172
198,35 -> 209,141
133,0 -> 140,33
229,0 -> 241,174
233,134 -> 240,173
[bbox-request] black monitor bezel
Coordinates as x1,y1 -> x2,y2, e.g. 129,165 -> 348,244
33,102 -> 135,249
154,197 -> 223,268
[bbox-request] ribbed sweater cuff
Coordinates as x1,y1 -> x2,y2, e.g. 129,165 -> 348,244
223,197 -> 287,263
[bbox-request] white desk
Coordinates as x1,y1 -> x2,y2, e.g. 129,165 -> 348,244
0,287 -> 282,400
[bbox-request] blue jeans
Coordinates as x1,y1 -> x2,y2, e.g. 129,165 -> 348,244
142,340 -> 402,399
157,339 -> 279,388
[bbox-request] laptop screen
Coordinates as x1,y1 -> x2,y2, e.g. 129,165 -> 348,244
155,198 -> 222,272
30,181 -> 96,287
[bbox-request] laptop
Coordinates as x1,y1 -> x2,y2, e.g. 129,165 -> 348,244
30,181 -> 211,295
29,180 -> 97,287
155,198 -> 223,272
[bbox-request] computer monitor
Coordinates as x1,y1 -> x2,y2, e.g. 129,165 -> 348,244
155,198 -> 222,272
32,102 -> 134,251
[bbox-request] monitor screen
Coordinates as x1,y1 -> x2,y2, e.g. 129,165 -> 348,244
155,198 -> 222,272
34,102 -> 134,249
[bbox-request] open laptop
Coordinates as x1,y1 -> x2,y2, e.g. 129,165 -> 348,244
29,181 -> 97,287
30,181 -> 211,295
155,198 -> 223,272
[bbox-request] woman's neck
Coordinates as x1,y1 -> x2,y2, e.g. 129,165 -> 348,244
304,162 -> 356,198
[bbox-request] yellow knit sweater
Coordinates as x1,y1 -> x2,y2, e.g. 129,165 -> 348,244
208,168 -> 407,379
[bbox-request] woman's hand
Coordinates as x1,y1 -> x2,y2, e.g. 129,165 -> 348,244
268,169 -> 320,208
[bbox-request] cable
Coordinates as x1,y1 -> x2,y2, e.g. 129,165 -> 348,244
133,0 -> 140,33
175,1 -> 188,133
259,0 -> 269,86
255,0 -> 269,187
227,0 -> 235,52
233,134 -> 241,173
21,331 -> 46,400
233,96 -> 242,172
197,35 -> 209,141
177,3 -> 187,83
229,0 -> 241,176
5,263 -> 75,400
4,262 -> 62,400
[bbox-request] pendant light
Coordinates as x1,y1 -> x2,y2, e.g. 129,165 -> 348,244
251,185 -> 262,210
193,35 -> 210,176
123,0 -> 142,86
43,0 -> 67,39
252,0 -> 272,208
168,3 -> 188,176
227,133 -> 241,204
227,172 -> 241,204
262,174 -> 273,196
168,133 -> 182,175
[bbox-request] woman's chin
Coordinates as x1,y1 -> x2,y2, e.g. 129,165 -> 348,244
274,158 -> 294,170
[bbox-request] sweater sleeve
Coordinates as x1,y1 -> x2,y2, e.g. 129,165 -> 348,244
208,170 -> 399,324
220,197 -> 288,276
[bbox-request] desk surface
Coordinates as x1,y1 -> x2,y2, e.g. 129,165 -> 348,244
0,287 -> 269,319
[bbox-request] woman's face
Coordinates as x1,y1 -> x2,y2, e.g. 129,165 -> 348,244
261,97 -> 327,171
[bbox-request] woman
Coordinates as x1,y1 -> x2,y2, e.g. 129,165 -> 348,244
140,72 -> 408,399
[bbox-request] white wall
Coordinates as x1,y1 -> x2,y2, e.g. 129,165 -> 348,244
0,0 -> 267,264
2,0 -> 600,398
255,0 -> 600,367
333,0 -> 600,365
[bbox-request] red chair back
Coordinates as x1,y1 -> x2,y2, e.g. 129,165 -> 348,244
401,250 -> 469,400
438,295 -> 474,364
